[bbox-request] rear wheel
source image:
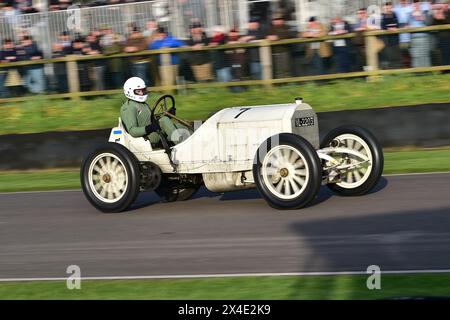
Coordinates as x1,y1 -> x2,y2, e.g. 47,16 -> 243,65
253,133 -> 322,210
321,125 -> 384,196
81,143 -> 141,213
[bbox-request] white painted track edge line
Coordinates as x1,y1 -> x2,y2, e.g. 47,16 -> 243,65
2,269 -> 450,282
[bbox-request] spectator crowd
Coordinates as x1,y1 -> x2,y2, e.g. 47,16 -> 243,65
0,0 -> 151,13
1,0 -> 449,98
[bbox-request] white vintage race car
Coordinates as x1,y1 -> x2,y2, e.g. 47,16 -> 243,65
81,95 -> 383,212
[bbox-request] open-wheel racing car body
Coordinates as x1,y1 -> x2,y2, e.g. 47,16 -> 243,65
81,96 -> 384,212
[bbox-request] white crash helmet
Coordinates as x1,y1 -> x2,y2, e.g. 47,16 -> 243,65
123,77 -> 148,102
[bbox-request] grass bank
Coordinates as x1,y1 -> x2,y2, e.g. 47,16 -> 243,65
1,148 -> 449,192
1,273 -> 449,299
0,73 -> 449,135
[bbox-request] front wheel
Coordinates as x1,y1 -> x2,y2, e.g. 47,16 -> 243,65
253,133 -> 322,210
321,125 -> 384,196
81,143 -> 141,213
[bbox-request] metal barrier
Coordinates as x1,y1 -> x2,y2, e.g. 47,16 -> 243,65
0,0 -> 398,54
0,0 -> 248,58
0,24 -> 449,103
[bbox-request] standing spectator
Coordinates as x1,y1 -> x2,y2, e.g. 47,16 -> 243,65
226,27 -> 248,88
51,31 -> 73,93
71,36 -> 91,92
17,35 -> 46,94
431,2 -> 450,66
123,27 -> 151,85
100,26 -> 124,89
85,31 -> 105,91
408,0 -> 432,68
149,26 -> 186,87
71,35 -> 86,55
187,21 -> 213,82
0,39 -> 18,98
1,2 -> 18,41
266,12 -> 292,78
352,8 -> 370,71
209,26 -> 231,83
354,8 -> 369,31
143,20 -> 158,46
381,2 -> 402,69
16,0 -> 38,14
2,2 -> 19,24
302,16 -> 331,75
329,16 -> 353,73
57,31 -> 73,55
394,0 -> 414,67
52,43 -> 69,93
85,32 -> 102,55
1,39 -> 22,97
241,17 -> 265,80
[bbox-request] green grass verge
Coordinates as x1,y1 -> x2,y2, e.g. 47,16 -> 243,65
0,73 -> 449,135
0,273 -> 449,299
384,148 -> 450,174
0,170 -> 80,192
1,149 -> 450,193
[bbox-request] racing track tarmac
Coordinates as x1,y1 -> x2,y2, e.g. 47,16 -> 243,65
1,173 -> 450,279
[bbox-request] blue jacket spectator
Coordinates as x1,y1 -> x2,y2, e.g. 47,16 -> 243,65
149,27 -> 185,65
408,0 -> 432,68
17,37 -> 43,63
16,36 -> 46,94
0,40 -> 18,64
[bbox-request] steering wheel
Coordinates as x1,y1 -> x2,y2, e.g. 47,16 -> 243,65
150,94 -> 175,122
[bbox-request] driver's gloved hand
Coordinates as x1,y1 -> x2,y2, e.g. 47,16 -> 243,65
145,121 -> 161,134
168,106 -> 176,115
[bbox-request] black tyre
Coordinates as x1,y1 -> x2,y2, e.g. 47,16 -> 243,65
320,125 -> 384,196
253,133 -> 322,210
81,143 -> 141,213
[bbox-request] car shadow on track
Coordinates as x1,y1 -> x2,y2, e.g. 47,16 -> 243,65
215,176 -> 388,205
128,177 -> 388,211
286,204 -> 450,299
308,176 -> 389,207
129,192 -> 161,210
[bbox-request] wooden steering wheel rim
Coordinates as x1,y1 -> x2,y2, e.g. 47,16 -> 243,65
151,94 -> 175,120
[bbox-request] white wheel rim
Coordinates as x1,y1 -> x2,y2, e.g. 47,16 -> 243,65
261,145 -> 310,200
88,153 -> 128,203
333,134 -> 373,189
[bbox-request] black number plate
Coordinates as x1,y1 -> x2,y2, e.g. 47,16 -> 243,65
295,117 -> 315,127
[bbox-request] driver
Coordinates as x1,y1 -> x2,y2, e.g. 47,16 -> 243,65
120,77 -> 190,145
